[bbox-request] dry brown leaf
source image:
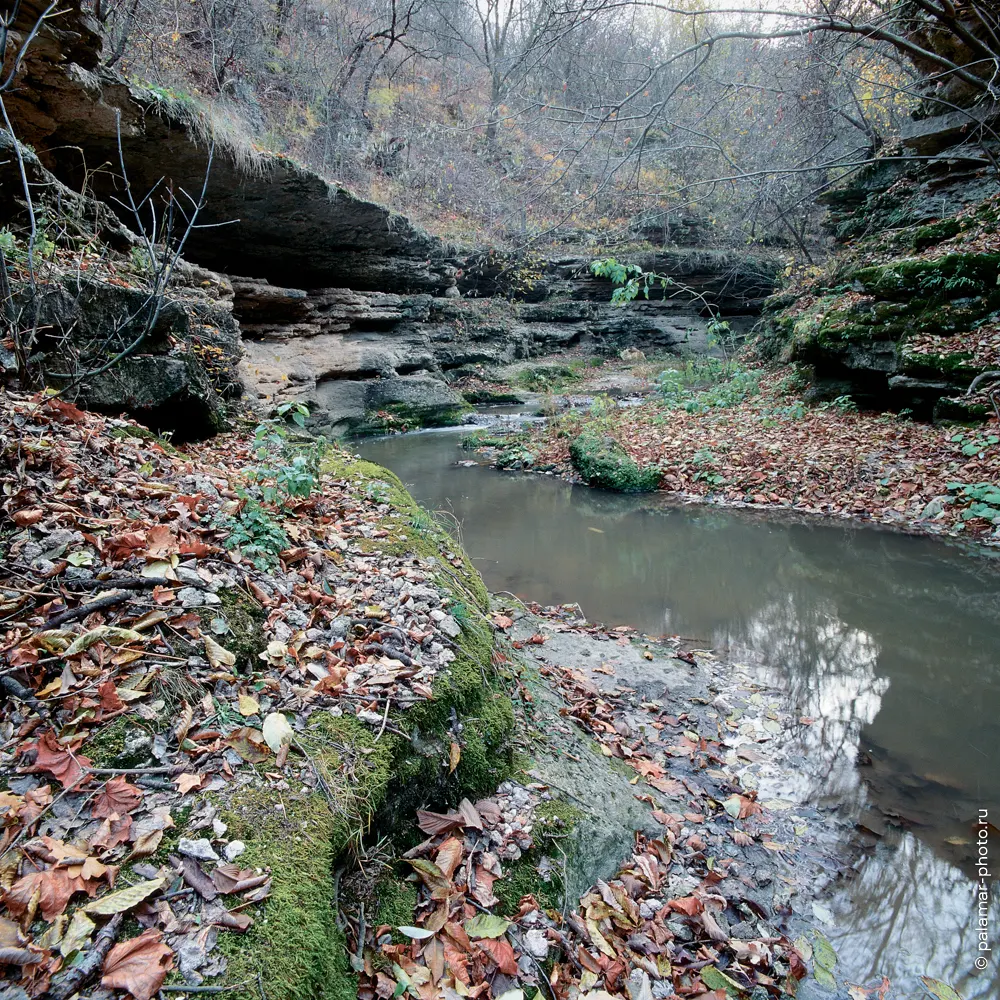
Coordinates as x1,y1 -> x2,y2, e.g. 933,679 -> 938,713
92,777 -> 142,819
205,636 -> 236,670
101,927 -> 173,1000
174,773 -> 204,795
435,837 -> 463,881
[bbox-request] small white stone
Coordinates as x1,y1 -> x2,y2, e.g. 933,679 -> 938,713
438,615 -> 461,638
524,929 -> 549,960
212,818 -> 228,839
224,840 -> 247,861
179,837 -> 220,862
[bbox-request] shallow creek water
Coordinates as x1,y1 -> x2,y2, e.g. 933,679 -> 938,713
358,425 -> 1000,999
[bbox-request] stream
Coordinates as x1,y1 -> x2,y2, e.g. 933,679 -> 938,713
358,423 -> 1000,999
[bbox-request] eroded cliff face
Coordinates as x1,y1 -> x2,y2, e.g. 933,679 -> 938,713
1,1 -> 779,436
764,94 -> 1000,419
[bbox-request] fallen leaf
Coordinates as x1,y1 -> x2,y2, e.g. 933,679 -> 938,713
238,692 -> 260,716
920,979 -> 963,1000
262,712 -> 293,753
84,877 -> 165,915
435,837 -> 463,881
464,913 -> 511,939
174,773 -> 204,795
101,927 -> 173,1000
23,732 -> 91,789
59,909 -> 95,957
93,777 -> 143,819
478,935 -> 518,975
205,635 -> 236,670
398,926 -> 435,940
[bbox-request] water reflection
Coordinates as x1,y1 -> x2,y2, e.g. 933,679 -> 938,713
358,429 -> 1000,996
828,830 -> 1000,1000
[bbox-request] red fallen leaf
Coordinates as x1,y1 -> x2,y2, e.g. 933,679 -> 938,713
442,934 -> 470,984
629,758 -> 665,779
23,731 -> 92,789
667,895 -> 703,916
12,509 -> 43,527
416,809 -> 465,835
101,927 -> 173,1000
179,538 -> 213,557
435,837 -> 464,881
647,775 -> 686,797
788,946 -> 808,981
8,645 -> 38,668
4,868 -> 81,920
105,531 -> 147,560
527,633 -> 546,644
145,525 -> 178,560
19,784 -> 53,825
42,398 -> 88,424
491,614 -> 514,630
90,812 -> 133,850
97,681 -> 125,713
733,795 -> 762,820
477,936 -> 518,975
93,777 -> 143,819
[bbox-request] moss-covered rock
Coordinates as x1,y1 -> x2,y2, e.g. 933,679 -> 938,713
568,431 -> 660,492
214,588 -> 267,670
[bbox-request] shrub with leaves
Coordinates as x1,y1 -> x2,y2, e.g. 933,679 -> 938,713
214,402 -> 326,568
213,498 -> 290,571
947,481 -> 1000,523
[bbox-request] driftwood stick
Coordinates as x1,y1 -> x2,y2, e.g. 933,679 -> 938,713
44,912 -> 124,1000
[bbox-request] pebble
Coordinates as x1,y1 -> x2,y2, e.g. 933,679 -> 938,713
179,837 -> 221,862
523,928 -> 549,960
224,840 -> 247,861
178,587 -> 221,608
438,614 -> 461,637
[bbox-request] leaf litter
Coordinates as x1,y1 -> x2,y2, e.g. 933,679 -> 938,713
0,391 -> 502,998
0,391 -> 902,1000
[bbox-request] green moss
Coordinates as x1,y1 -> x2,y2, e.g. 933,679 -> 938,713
854,253 -> 1000,302
515,364 -> 583,392
216,715 -> 398,1000
912,218 -> 961,250
568,431 -> 660,493
213,448 -> 517,1000
374,874 -> 418,931
353,402 -> 472,436
494,854 -> 563,915
81,715 -> 152,767
109,425 -> 180,455
215,588 -> 267,670
461,390 -> 525,405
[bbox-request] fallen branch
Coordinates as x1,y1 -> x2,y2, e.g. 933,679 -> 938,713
45,590 -> 132,626
43,912 -> 123,1000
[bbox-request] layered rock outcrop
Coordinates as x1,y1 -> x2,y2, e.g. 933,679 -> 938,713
764,88 -> 1000,418
1,1 -> 778,436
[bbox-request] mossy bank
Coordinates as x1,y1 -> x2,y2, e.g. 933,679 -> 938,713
196,451 -> 516,1000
